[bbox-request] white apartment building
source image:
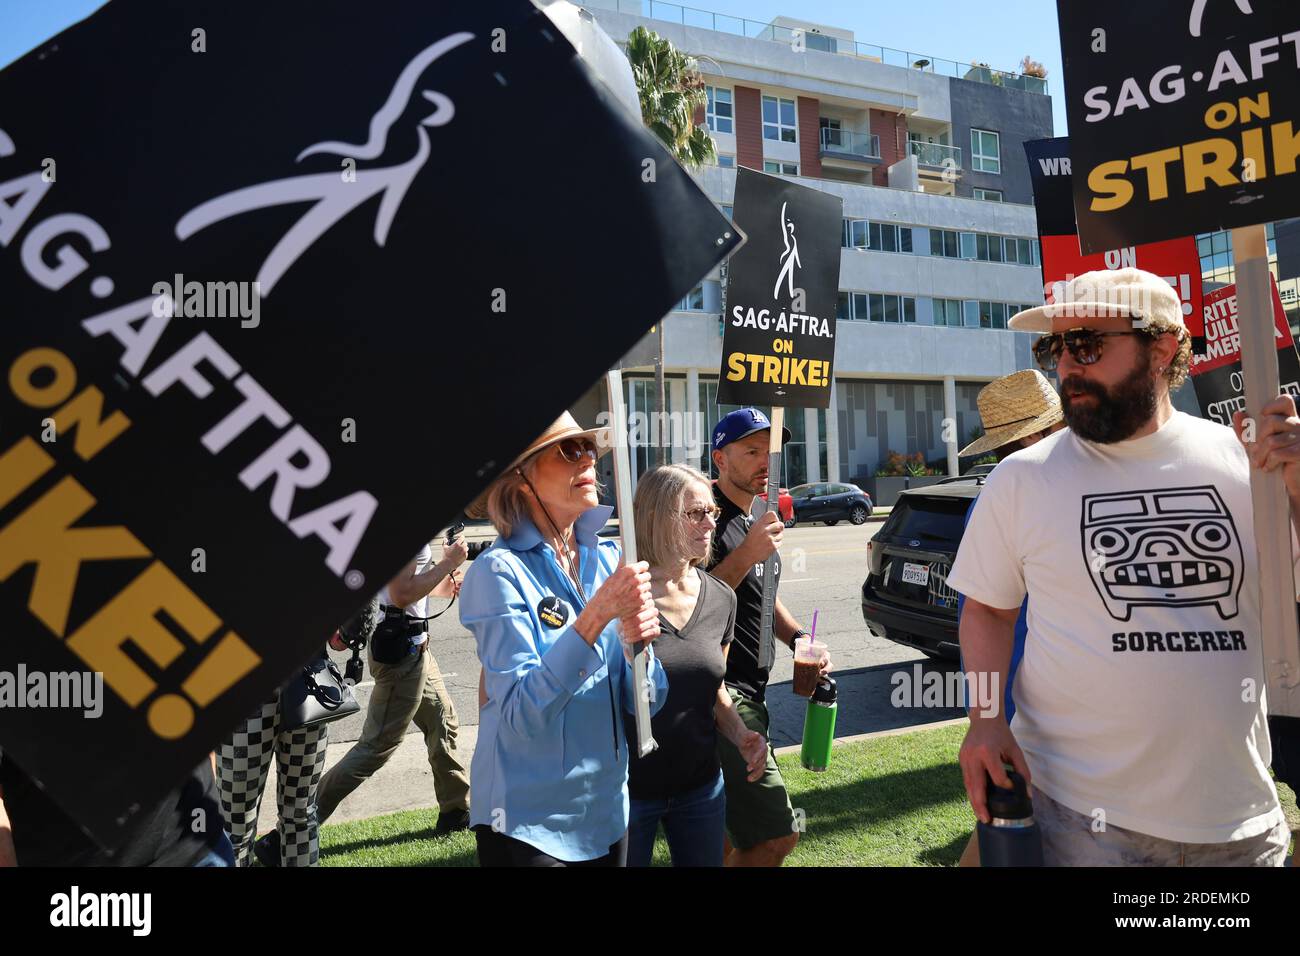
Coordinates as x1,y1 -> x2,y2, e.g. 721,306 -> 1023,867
568,1 -> 1056,495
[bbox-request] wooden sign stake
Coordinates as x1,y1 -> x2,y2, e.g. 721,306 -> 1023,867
1232,223 -> 1300,717
604,368 -> 658,756
756,406 -> 785,669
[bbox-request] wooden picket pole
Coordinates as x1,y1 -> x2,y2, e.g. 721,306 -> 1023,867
604,368 -> 658,756
1232,223 -> 1300,717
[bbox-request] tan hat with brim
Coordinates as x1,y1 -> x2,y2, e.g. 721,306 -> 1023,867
958,369 -> 1064,457
465,411 -> 614,519
1009,267 -> 1186,334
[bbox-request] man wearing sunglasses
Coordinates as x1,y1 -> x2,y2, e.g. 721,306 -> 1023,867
948,267 -> 1300,866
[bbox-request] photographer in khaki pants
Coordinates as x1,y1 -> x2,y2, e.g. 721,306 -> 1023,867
314,534 -> 472,835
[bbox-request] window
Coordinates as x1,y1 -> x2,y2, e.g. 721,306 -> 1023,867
717,154 -> 735,168
930,228 -> 960,258
869,293 -> 885,323
678,284 -> 704,311
973,187 -> 1003,202
720,204 -> 733,219
960,232 -> 977,259
883,294 -> 899,323
805,32 -> 837,53
933,298 -> 963,327
987,236 -> 1004,263
845,219 -> 913,253
853,292 -> 869,320
836,291 -> 851,321
971,128 -> 1001,173
763,161 -> 799,176
706,86 -> 733,134
963,300 -> 980,327
762,96 -> 797,143
903,296 -> 916,323
1016,238 -> 1033,265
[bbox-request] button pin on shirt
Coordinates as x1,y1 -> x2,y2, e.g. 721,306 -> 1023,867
538,595 -> 569,629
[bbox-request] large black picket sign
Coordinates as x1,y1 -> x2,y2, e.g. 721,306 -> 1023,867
1057,0 -> 1300,254
718,167 -> 842,409
0,0 -> 740,848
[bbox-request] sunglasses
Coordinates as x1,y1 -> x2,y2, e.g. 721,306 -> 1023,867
1032,327 -> 1164,371
554,437 -> 599,464
682,506 -> 723,524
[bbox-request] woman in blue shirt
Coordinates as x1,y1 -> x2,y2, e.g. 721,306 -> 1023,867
460,412 -> 668,866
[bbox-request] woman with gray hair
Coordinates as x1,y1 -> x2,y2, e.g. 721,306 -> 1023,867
459,412 -> 668,867
625,464 -> 768,867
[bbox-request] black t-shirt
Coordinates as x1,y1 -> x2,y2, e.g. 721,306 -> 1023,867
707,484 -> 781,703
627,569 -> 736,801
0,752 -> 224,867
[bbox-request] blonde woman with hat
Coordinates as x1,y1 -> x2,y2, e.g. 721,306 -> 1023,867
459,412 -> 668,867
954,369 -> 1064,867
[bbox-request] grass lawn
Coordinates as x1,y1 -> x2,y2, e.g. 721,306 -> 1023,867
319,720 -> 1300,867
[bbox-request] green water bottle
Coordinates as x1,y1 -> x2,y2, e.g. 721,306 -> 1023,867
800,677 -> 837,771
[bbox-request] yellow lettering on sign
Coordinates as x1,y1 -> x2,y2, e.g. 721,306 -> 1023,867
0,475 -> 150,636
1088,160 -> 1135,212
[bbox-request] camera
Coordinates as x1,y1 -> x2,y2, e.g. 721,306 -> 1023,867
446,520 -> 465,547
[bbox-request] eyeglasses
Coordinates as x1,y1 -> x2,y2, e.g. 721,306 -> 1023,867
555,438 -> 598,464
682,506 -> 722,524
1032,327 -> 1164,371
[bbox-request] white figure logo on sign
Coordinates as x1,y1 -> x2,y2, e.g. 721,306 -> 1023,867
773,200 -> 802,300
175,33 -> 475,296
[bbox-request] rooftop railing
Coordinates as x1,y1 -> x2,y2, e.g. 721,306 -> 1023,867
598,0 -> 1049,95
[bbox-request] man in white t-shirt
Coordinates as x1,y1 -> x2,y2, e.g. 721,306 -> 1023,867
948,268 -> 1300,866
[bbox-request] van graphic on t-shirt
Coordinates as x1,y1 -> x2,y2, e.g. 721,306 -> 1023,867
1080,486 -> 1243,622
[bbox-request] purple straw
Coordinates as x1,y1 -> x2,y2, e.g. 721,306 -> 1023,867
810,610 -> 818,643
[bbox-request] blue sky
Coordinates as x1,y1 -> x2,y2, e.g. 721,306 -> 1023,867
1,0 -> 1068,133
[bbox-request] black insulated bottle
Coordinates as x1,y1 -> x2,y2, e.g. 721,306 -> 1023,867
975,769 -> 1043,867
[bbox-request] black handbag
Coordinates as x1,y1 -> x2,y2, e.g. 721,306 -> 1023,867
279,652 -> 360,733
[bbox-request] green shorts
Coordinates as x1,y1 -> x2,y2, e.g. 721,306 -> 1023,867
716,687 -> 796,851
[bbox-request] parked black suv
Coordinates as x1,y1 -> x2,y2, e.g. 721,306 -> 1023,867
788,482 -> 873,527
860,480 -> 982,660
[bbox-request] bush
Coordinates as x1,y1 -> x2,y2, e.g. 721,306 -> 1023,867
875,450 -> 941,477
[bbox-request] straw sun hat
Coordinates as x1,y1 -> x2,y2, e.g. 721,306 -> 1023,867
958,369 -> 1064,458
464,411 -> 614,519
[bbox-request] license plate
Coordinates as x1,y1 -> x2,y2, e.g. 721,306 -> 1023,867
902,562 -> 929,586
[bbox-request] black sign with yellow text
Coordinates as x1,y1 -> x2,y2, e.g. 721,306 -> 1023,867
1056,0 -> 1300,254
0,0 -> 738,848
718,167 -> 842,408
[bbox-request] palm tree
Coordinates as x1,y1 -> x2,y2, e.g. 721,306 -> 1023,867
625,25 -> 717,465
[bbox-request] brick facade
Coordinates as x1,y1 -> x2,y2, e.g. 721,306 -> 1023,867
869,108 -> 908,187
797,95 -> 822,178
734,84 -> 763,171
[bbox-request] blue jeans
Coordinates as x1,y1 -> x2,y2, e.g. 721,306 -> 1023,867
193,831 -> 236,867
627,771 -> 726,867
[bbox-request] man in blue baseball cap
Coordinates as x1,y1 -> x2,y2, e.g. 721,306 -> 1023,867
707,408 -> 830,866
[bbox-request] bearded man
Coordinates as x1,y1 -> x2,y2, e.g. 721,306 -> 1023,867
948,268 -> 1300,866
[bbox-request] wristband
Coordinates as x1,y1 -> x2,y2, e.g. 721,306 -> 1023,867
790,629 -> 809,648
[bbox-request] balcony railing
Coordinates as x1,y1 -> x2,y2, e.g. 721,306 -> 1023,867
598,0 -> 1049,95
820,128 -> 880,159
909,140 -> 963,168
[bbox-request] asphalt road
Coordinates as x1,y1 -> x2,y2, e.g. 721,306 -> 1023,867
258,518 -> 967,831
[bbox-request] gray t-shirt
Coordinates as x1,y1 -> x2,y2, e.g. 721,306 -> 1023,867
626,569 -> 736,801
